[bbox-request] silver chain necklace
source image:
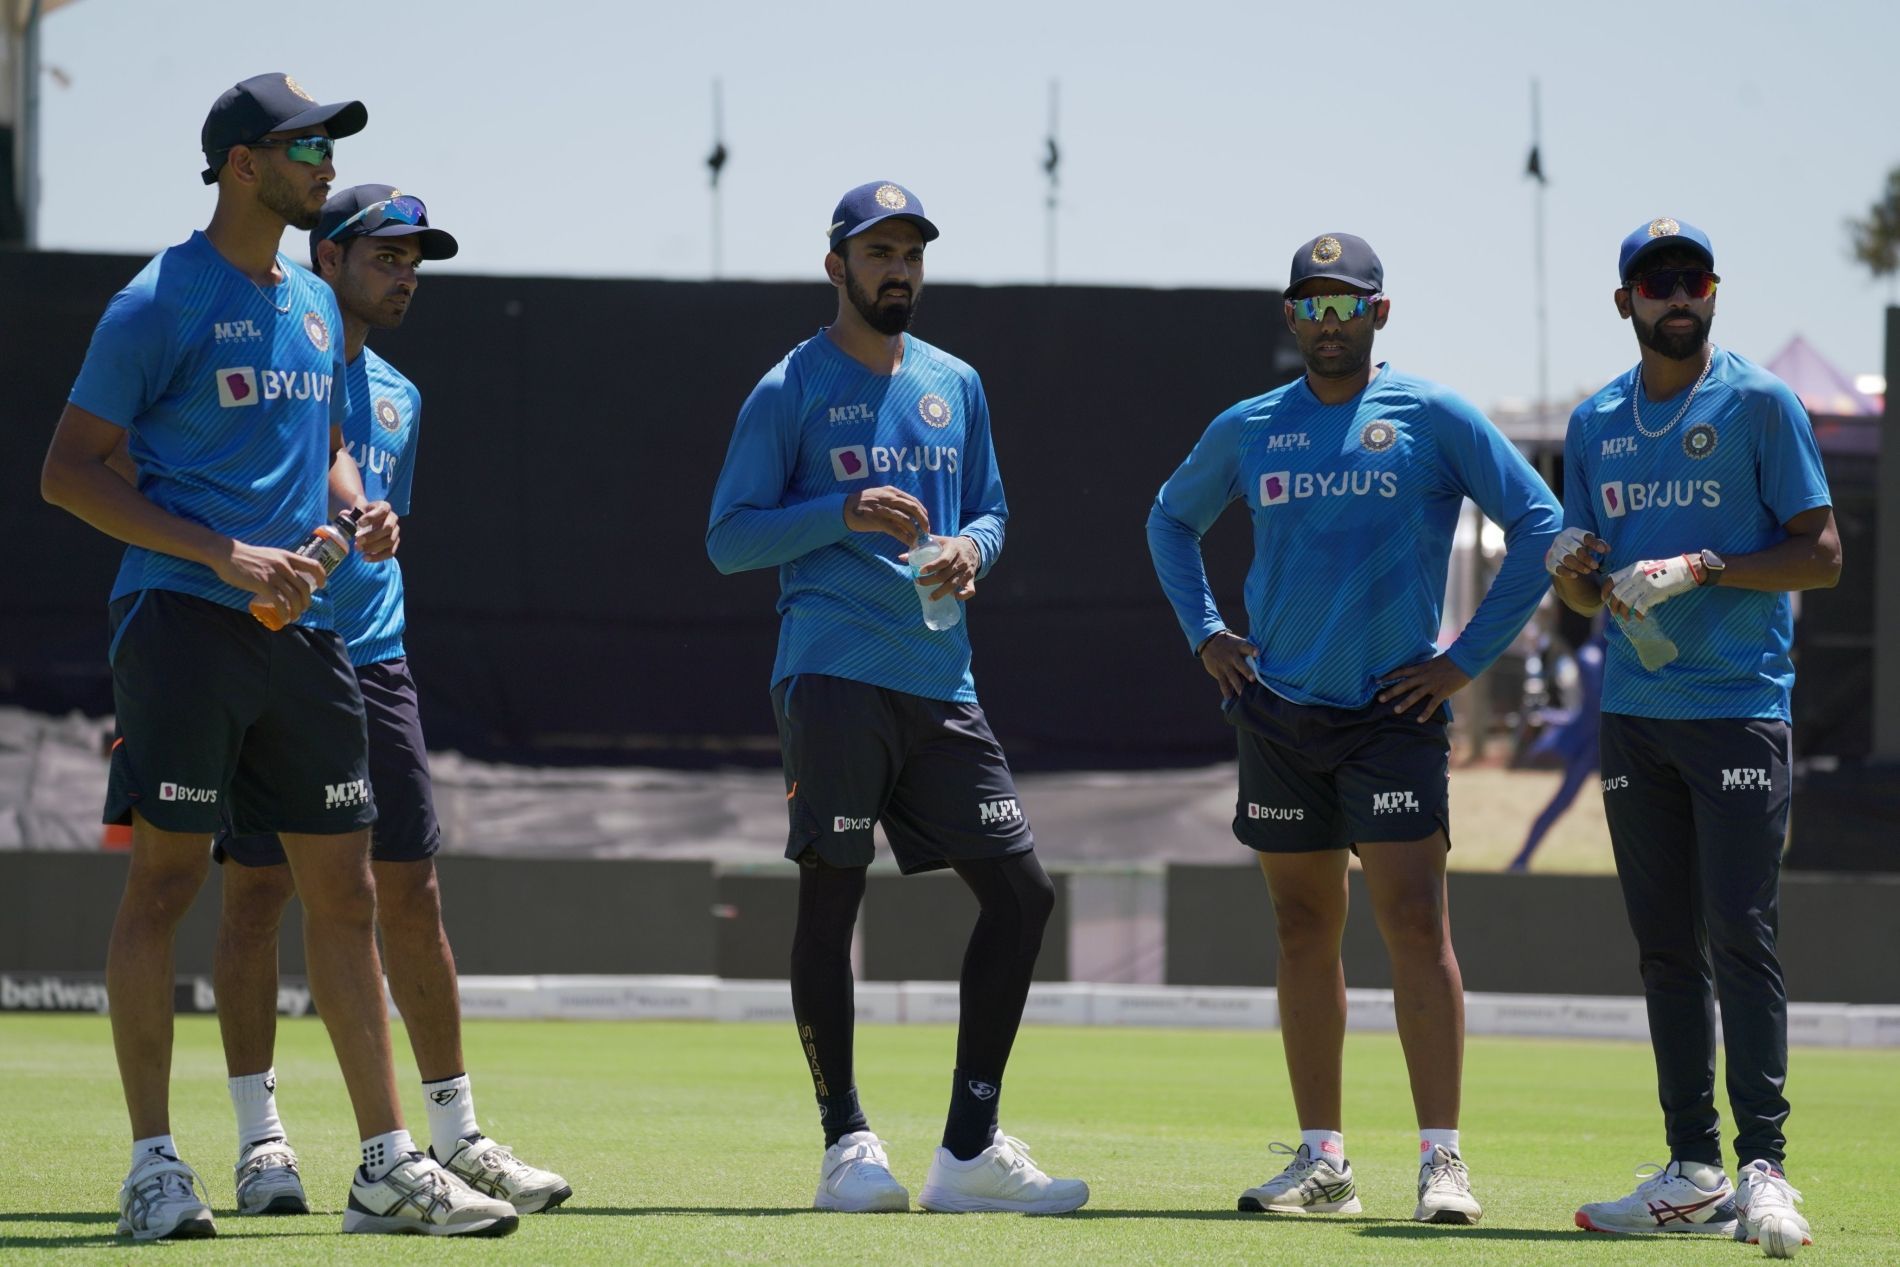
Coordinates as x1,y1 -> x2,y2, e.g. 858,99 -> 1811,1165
248,260 -> 292,315
1631,344 -> 1713,439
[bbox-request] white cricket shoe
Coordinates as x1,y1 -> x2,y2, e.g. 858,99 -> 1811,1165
813,1131 -> 909,1212
1574,1160 -> 1738,1235
917,1133 -> 1088,1214
117,1153 -> 216,1241
434,1136 -> 572,1215
1734,1160 -> 1812,1258
234,1138 -> 309,1215
1238,1141 -> 1362,1214
342,1152 -> 519,1236
1414,1144 -> 1482,1225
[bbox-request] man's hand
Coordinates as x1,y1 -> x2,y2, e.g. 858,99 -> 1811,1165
354,500 -> 400,561
844,485 -> 929,548
1607,554 -> 1702,620
1199,630 -> 1257,702
213,541 -> 329,623
1377,653 -> 1472,722
901,534 -> 980,601
1545,526 -> 1609,580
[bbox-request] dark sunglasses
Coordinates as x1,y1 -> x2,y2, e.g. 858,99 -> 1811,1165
243,135 -> 335,167
1626,269 -> 1719,301
325,195 -> 428,242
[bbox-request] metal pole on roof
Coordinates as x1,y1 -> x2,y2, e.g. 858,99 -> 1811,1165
707,78 -> 728,280
1043,79 -> 1059,286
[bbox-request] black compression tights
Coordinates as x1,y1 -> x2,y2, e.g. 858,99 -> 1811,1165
788,850 -> 1056,1153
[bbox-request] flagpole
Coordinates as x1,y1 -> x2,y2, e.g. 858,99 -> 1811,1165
1531,78 -> 1548,430
1044,79 -> 1059,286
708,79 -> 727,280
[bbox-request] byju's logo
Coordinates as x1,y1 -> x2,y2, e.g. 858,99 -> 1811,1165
1260,472 -> 1290,506
978,798 -> 1024,827
1600,775 -> 1629,791
1371,790 -> 1420,815
1259,469 -> 1399,507
1721,768 -> 1770,791
1601,479 -> 1721,518
1246,803 -> 1305,821
324,779 -> 370,810
158,782 -> 218,804
832,815 -> 873,832
216,366 -> 259,407
830,445 -> 869,480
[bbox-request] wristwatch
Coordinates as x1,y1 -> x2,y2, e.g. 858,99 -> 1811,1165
1697,549 -> 1726,586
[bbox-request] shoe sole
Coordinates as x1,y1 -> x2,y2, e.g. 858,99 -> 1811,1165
814,1190 -> 910,1213
1575,1211 -> 1738,1235
520,1184 -> 574,1215
916,1190 -> 1089,1214
1238,1196 -> 1363,1214
341,1212 -> 520,1237
239,1193 -> 310,1216
118,1213 -> 216,1241
1415,1202 -> 1482,1225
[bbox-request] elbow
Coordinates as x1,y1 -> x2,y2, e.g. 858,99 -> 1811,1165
1818,547 -> 1843,590
704,526 -> 744,575
40,457 -> 73,510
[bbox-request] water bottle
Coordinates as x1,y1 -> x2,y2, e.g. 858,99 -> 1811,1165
1613,607 -> 1678,671
249,507 -> 362,631
908,536 -> 963,631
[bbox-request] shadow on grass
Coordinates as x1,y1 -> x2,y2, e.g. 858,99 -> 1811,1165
1356,1224 -> 1637,1243
555,1207 -> 1413,1222
0,1210 -> 343,1248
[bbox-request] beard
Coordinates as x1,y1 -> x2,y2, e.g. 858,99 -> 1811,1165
1299,326 -> 1375,380
1633,309 -> 1711,360
257,162 -> 321,231
844,260 -> 917,336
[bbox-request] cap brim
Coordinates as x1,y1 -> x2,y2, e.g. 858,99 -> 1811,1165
360,224 -> 459,261
1622,238 -> 1713,280
275,99 -> 368,140
836,211 -> 940,248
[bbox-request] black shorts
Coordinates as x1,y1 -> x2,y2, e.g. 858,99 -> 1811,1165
215,657 -> 441,867
1223,680 -> 1450,852
104,589 -> 375,836
772,673 -> 1034,875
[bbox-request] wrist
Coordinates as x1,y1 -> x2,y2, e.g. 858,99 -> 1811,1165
1683,553 -> 1707,586
1195,628 -> 1230,657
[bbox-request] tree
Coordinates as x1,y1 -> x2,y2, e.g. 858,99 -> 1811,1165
1846,167 -> 1900,298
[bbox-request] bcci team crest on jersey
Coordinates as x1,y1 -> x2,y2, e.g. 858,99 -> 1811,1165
302,311 -> 330,352
374,398 -> 401,432
1360,420 -> 1397,453
1683,423 -> 1718,460
918,393 -> 952,428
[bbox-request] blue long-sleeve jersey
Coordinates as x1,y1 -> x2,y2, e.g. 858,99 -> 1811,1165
707,332 -> 1007,703
1147,365 -> 1561,709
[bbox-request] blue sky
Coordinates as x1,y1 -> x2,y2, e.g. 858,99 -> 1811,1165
31,0 -> 1900,410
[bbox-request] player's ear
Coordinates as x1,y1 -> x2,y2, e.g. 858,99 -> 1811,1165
824,247 -> 847,287
223,145 -> 261,189
1613,287 -> 1633,320
314,238 -> 343,281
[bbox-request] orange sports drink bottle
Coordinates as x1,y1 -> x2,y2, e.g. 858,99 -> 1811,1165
249,507 -> 362,631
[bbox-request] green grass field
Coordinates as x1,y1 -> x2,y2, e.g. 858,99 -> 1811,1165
2,1016 -> 1893,1263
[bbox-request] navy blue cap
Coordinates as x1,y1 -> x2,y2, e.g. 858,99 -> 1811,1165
311,185 -> 458,264
828,181 -> 939,252
1288,232 -> 1383,293
1619,217 -> 1714,282
201,73 -> 367,185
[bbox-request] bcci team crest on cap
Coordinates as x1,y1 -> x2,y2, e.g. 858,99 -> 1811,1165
918,393 -> 951,428
1312,236 -> 1344,265
283,75 -> 316,103
1361,420 -> 1398,452
302,311 -> 329,351
1618,216 -> 1713,281
1648,218 -> 1680,238
1683,423 -> 1718,460
375,398 -> 401,432
875,184 -> 908,210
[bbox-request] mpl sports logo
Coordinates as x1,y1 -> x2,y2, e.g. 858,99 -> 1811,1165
324,779 -> 370,810
212,318 -> 264,344
1265,432 -> 1310,451
1599,479 -> 1721,518
1601,436 -> 1640,459
1721,768 -> 1771,791
1260,469 -> 1399,506
1246,802 -> 1305,821
1371,790 -> 1420,815
158,781 -> 217,804
827,404 -> 876,425
215,367 -> 335,408
977,797 -> 1023,828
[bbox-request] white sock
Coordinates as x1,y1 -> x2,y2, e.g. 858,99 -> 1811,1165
132,1134 -> 177,1170
229,1068 -> 285,1151
1301,1129 -> 1346,1168
360,1129 -> 417,1181
1674,1159 -> 1727,1189
1420,1128 -> 1461,1160
422,1073 -> 479,1152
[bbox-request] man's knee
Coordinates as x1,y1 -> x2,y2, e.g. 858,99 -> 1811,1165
218,863 -> 297,941
283,834 -> 378,926
371,860 -> 444,939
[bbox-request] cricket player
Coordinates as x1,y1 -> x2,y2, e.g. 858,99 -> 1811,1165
1557,218 -> 1837,1257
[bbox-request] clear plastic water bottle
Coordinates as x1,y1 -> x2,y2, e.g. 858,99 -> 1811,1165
1614,608 -> 1678,671
908,536 -> 963,631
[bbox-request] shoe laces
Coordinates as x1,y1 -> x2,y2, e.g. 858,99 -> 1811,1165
829,1137 -> 890,1179
466,1139 -> 529,1176
1260,1141 -> 1320,1186
1420,1146 -> 1470,1195
992,1135 -> 1044,1178
1744,1164 -> 1803,1211
238,1141 -> 299,1181
128,1157 -> 210,1210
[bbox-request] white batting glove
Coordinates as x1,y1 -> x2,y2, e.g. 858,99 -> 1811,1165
1608,554 -> 1703,617
1545,526 -> 1597,578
